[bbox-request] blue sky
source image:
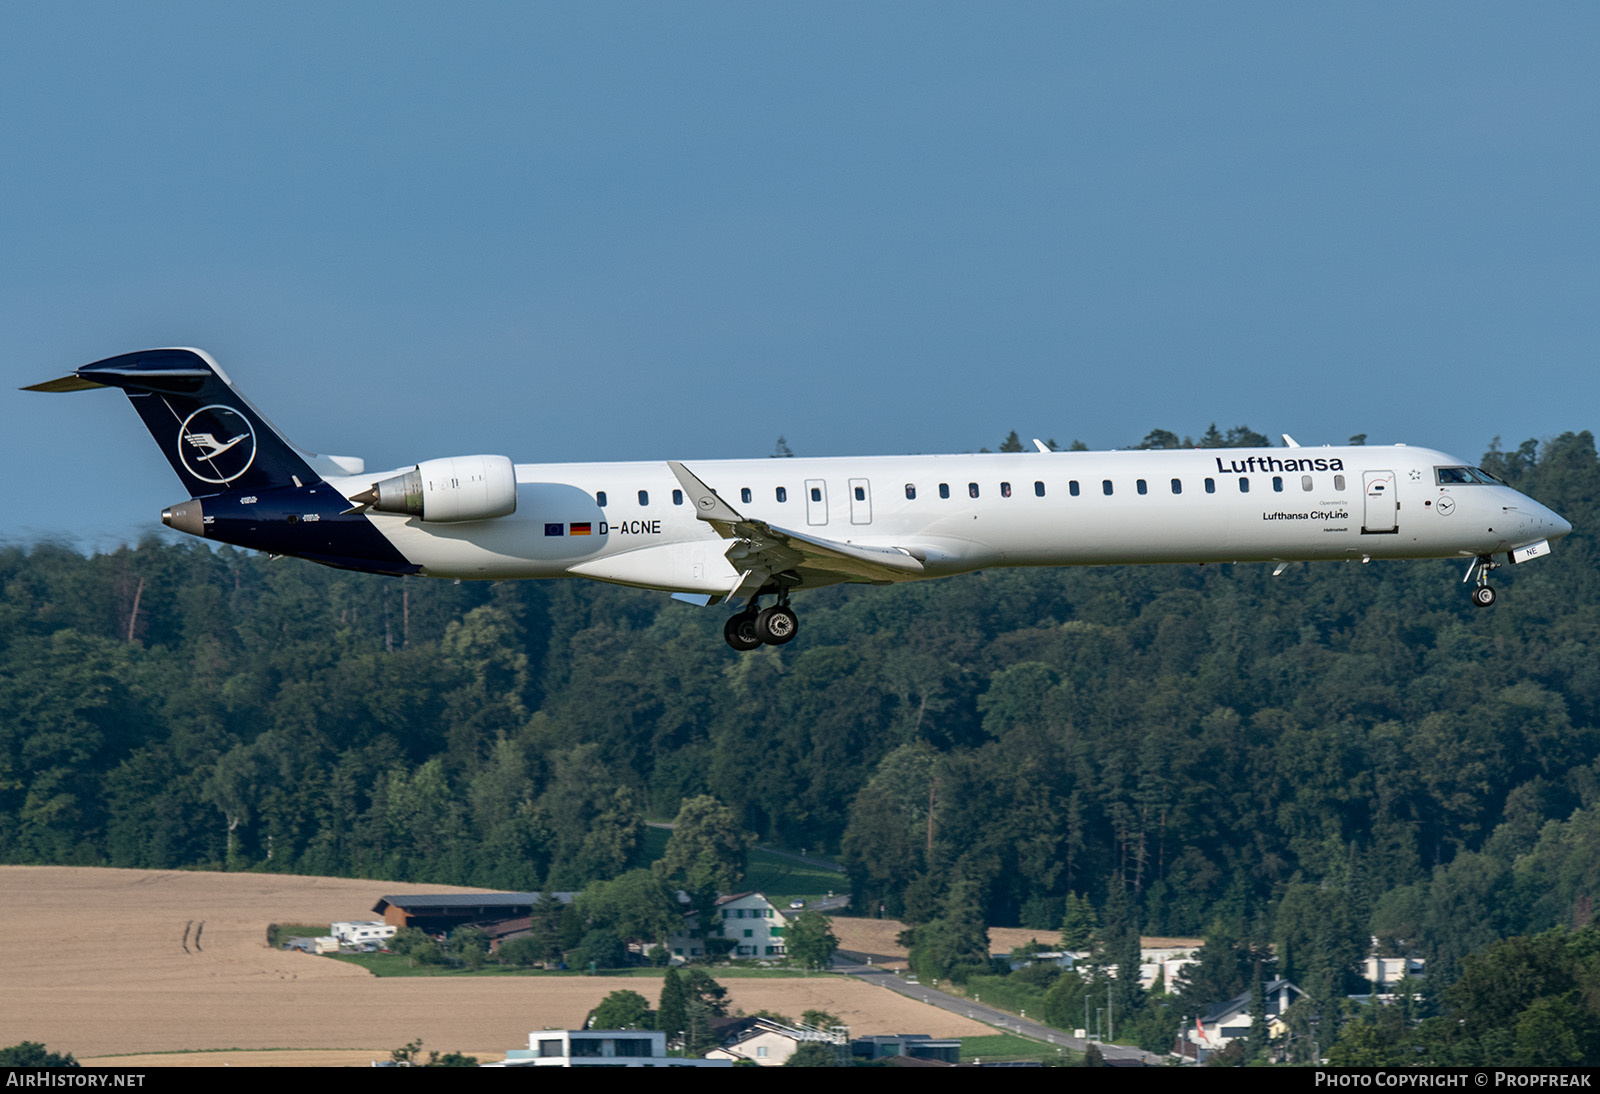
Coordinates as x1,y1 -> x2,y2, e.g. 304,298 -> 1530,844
4,3 -> 1597,547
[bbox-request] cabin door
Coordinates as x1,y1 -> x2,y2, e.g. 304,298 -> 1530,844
849,478 -> 873,524
1362,470 -> 1398,534
805,479 -> 828,526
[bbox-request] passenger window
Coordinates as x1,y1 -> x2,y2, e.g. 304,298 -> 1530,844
638,490 -> 649,506
1171,478 -> 1182,494
905,484 -> 916,500
1034,481 -> 1045,497
1239,478 -> 1250,493
1001,482 -> 1012,498
1102,480 -> 1113,496
1069,480 -> 1080,496
969,483 -> 979,498
1301,475 -> 1312,491
855,486 -> 866,501
1136,479 -> 1148,495
810,487 -> 822,502
1334,474 -> 1346,491
596,491 -> 608,507
1205,478 -> 1216,494
741,487 -> 752,504
776,487 -> 787,502
1272,476 -> 1283,492
672,489 -> 684,505
939,483 -> 950,499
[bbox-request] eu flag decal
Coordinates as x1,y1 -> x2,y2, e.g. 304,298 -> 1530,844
544,523 -> 563,536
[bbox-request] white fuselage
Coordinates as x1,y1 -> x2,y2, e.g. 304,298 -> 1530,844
329,444 -> 1570,593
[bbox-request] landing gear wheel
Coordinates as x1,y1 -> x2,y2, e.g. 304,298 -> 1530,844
724,612 -> 762,651
755,605 -> 799,645
1471,585 -> 1497,608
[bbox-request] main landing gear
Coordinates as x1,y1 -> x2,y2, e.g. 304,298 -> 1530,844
723,594 -> 800,650
1466,554 -> 1500,608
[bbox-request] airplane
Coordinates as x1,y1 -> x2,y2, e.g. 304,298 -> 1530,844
26,348 -> 1573,650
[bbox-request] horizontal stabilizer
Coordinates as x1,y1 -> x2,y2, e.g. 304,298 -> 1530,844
21,374 -> 108,393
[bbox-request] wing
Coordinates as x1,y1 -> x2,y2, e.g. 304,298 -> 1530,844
668,461 -> 925,596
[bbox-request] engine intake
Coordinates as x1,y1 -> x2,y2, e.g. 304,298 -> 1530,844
350,455 -> 517,522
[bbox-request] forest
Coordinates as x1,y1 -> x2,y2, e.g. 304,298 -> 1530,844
3,426 -> 1598,1057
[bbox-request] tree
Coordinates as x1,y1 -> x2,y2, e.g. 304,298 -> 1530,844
0,1042 -> 77,1067
449,924 -> 489,970
657,795 -> 755,948
787,910 -> 840,970
905,870 -> 991,985
664,967 -> 731,1054
656,794 -> 756,896
658,967 -> 688,1046
590,989 -> 654,1030
498,935 -> 552,968
390,1038 -> 478,1067
1136,429 -> 1182,450
571,928 -> 626,971
389,926 -> 449,967
1059,893 -> 1099,951
785,1043 -> 840,1066
580,868 -> 679,948
681,967 -> 731,1016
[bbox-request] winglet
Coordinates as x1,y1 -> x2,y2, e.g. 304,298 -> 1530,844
1282,434 -> 1301,449
1032,438 -> 1052,453
668,461 -> 744,523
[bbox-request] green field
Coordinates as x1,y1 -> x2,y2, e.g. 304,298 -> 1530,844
742,849 -> 847,904
639,824 -> 847,906
959,1033 -> 1076,1065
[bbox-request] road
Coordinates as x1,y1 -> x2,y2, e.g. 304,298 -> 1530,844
831,952 -> 1167,1066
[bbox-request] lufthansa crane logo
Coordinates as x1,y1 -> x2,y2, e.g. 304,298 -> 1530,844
178,405 -> 257,484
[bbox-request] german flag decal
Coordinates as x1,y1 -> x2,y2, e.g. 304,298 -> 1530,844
570,522 -> 592,536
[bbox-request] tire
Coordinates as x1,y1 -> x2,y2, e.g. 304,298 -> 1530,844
1471,585 -> 1497,608
724,612 -> 763,651
755,605 -> 799,645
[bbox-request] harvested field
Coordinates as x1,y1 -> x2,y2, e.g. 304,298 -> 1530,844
2,866 -> 990,1065
831,917 -> 1061,968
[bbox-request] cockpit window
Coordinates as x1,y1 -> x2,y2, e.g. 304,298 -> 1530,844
1437,466 -> 1503,485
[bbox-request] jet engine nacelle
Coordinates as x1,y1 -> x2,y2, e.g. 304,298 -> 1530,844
354,454 -> 517,522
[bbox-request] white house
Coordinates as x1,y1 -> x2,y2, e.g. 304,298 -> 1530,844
1182,979 -> 1306,1061
667,892 -> 788,962
1362,955 -> 1424,992
705,1017 -> 848,1067
495,1030 -> 732,1068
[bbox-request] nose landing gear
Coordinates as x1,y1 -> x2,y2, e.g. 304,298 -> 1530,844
1465,555 -> 1500,608
723,592 -> 800,650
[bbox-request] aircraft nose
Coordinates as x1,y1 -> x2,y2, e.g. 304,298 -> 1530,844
1550,509 -> 1573,539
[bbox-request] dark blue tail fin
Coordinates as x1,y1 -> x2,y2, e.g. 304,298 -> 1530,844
28,348 -> 327,497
